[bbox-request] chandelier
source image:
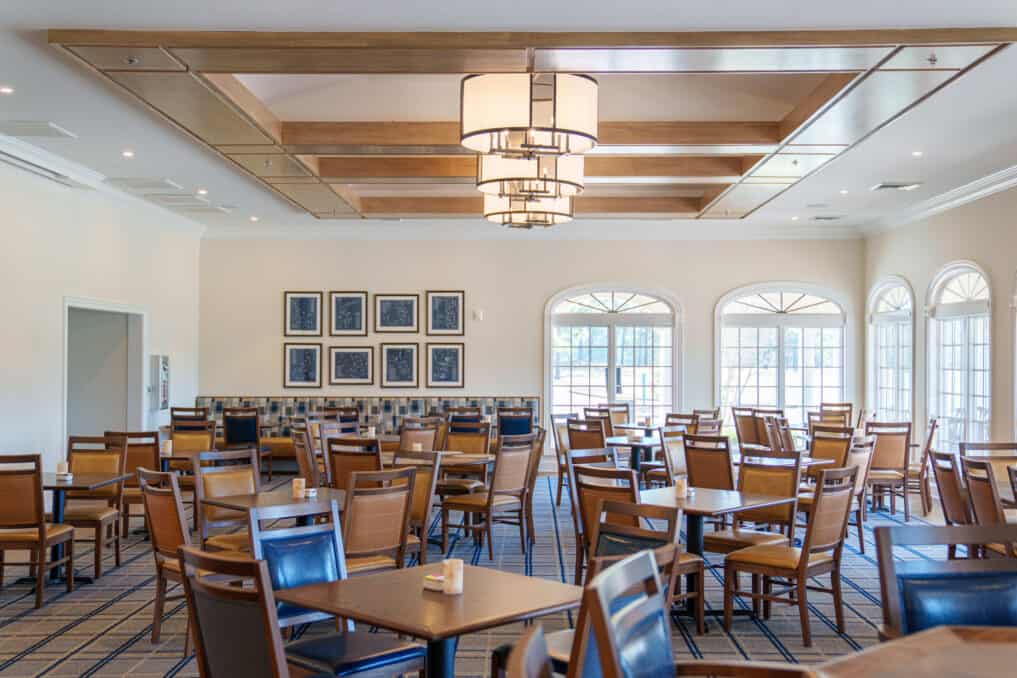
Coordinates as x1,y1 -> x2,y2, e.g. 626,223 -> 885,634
483,194 -> 574,229
476,154 -> 584,199
460,73 -> 599,157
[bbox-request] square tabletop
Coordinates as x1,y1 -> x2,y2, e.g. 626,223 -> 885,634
275,562 -> 581,640
605,435 -> 659,447
202,487 -> 346,512
383,453 -> 494,467
43,472 -> 131,491
640,486 -> 795,517
815,625 -> 1017,677
614,423 -> 686,434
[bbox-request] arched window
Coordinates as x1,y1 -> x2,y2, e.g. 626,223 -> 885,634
547,288 -> 678,422
868,279 -> 914,423
717,285 -> 847,427
927,262 -> 991,450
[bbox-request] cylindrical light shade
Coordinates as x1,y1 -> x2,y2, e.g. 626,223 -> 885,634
483,194 -> 573,228
477,154 -> 584,198
461,73 -> 598,156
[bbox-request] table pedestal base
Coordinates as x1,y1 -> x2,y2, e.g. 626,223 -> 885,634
427,636 -> 459,678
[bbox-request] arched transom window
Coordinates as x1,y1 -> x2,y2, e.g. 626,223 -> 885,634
928,264 -> 991,449
719,286 -> 846,427
550,289 -> 677,422
869,281 -> 914,423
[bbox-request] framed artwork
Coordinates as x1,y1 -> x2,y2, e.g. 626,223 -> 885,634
374,294 -> 419,333
426,342 -> 465,388
426,290 -> 465,336
328,346 -> 374,385
284,343 -> 322,388
380,343 -> 419,388
284,291 -> 322,336
329,291 -> 368,336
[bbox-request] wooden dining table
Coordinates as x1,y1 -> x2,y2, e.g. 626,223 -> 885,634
815,625 -> 1017,677
275,562 -> 581,678
43,472 -> 131,583
604,434 -> 660,473
962,453 -> 1017,506
202,487 -> 347,526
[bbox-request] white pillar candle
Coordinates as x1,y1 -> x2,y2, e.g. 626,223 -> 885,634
56,461 -> 69,475
674,476 -> 688,497
442,558 -> 464,595
411,442 -> 422,452
161,439 -> 173,457
291,477 -> 306,499
367,426 -> 377,437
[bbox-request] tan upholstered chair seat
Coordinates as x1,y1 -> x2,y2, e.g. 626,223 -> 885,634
725,544 -> 833,569
123,487 -> 142,498
262,436 -> 294,459
161,550 -> 248,576
405,533 -> 421,548
703,528 -> 788,552
545,629 -> 574,663
0,524 -> 74,543
443,493 -> 521,510
346,555 -> 398,574
868,469 -> 904,481
437,478 -> 485,494
205,532 -> 251,551
907,464 -> 923,478
62,501 -> 118,522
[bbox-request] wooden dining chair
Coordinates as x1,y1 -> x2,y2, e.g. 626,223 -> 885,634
696,418 -> 723,435
799,438 -> 874,553
106,430 -> 160,538
178,545 -> 426,678
732,407 -> 760,448
807,411 -> 849,441
398,422 -> 439,452
644,426 -> 687,487
289,422 -> 321,488
750,408 -> 783,446
959,441 -> 1017,509
323,406 -> 360,423
598,403 -> 632,427
583,409 -> 615,438
506,625 -> 553,678
960,458 -> 1012,540
929,451 -> 976,559
405,416 -> 448,449
804,425 -> 853,485
390,450 -> 443,564
0,454 -> 74,608
193,449 -> 260,552
683,434 -> 735,490
342,468 -> 415,573
326,436 -> 383,491
865,420 -> 913,520
170,406 -> 209,422
223,407 -> 272,480
447,406 -> 483,434
907,419 -> 939,515
315,420 -> 359,484
497,407 -> 534,436
515,427 -> 547,545
571,465 -> 640,582
665,413 -> 699,435
875,524 -> 1017,639
63,436 -> 127,578
723,466 -> 858,647
441,440 -> 531,559
704,458 -> 801,556
820,402 -> 853,425
169,418 -> 216,529
437,421 -> 492,499
567,418 -> 606,450
550,413 -> 576,506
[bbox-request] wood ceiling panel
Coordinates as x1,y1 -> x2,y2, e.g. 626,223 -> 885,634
228,154 -> 312,178
358,195 -> 702,216
216,145 -> 285,154
67,46 -> 185,71
270,183 -> 360,215
107,71 -> 274,145
599,122 -> 780,145
533,47 -> 891,73
169,47 -> 528,73
319,156 -> 476,180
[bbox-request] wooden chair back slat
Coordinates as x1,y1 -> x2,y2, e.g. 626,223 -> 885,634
683,435 -> 734,490
0,454 -> 44,529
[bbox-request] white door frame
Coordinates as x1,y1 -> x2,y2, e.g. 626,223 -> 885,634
62,296 -> 149,444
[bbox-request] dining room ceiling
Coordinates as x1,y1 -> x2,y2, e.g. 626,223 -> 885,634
3,2 -> 1017,239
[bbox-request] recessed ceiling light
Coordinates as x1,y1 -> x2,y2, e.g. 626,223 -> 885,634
0,86 -> 13,95
791,216 -> 799,221
249,216 -> 259,222
121,149 -> 135,158
839,189 -> 849,195
911,150 -> 923,157
196,188 -> 208,196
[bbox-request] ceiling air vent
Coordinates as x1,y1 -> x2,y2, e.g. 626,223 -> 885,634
870,182 -> 922,192
106,177 -> 184,192
0,121 -> 77,138
812,215 -> 844,222
146,193 -> 211,207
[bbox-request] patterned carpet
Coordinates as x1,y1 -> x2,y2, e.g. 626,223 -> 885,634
0,474 -> 943,677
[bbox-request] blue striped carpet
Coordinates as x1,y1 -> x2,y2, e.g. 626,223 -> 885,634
0,476 -> 942,676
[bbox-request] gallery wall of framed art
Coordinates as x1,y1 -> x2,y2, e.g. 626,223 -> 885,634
281,289 -> 466,390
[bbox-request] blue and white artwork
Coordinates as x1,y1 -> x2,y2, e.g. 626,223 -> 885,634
329,346 -> 373,385
284,343 -> 321,388
426,291 -> 464,336
381,343 -> 419,388
330,291 -> 367,336
285,291 -> 322,336
375,294 -> 419,333
427,343 -> 464,388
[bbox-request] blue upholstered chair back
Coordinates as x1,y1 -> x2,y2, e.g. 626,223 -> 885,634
897,568 -> 1017,634
224,413 -> 258,446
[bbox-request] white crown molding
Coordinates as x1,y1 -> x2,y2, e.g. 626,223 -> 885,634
860,162 -> 1017,235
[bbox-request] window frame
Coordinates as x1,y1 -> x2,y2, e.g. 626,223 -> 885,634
925,261 -> 993,448
866,276 -> 916,424
713,282 -> 853,425
544,285 -> 683,422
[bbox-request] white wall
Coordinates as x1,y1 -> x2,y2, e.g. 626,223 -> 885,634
865,185 -> 1017,439
199,237 -> 866,415
0,162 -> 202,469
67,308 -> 129,436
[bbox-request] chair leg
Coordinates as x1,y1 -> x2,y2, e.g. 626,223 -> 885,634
526,500 -> 536,544
722,563 -> 735,633
855,508 -> 865,554
763,575 -> 772,619
151,572 -> 167,643
796,577 -> 811,647
902,482 -> 911,522
556,471 -> 564,506
93,525 -> 104,579
35,547 -> 45,609
486,515 -> 495,561
113,520 -> 122,568
440,507 -> 449,553
574,546 -> 584,585
418,528 -> 427,565
889,487 -> 896,516
695,566 -> 705,635
122,508 -> 130,539
947,543 -> 957,560
832,570 -> 845,634
751,574 -> 761,618
518,510 -> 527,555
0,548 -> 5,588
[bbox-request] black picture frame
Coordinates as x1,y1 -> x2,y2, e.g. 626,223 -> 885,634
328,346 -> 374,385
426,342 -> 465,388
284,291 -> 323,337
329,291 -> 368,336
380,342 -> 419,388
283,342 -> 322,388
374,294 -> 419,333
426,290 -> 465,336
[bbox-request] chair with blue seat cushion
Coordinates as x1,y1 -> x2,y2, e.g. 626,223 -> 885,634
875,523 -> 1017,639
249,500 -> 348,629
178,545 -> 425,678
446,406 -> 483,433
497,407 -> 534,436
223,407 -> 273,480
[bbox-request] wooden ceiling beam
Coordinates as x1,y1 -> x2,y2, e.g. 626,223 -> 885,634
48,28 -> 1017,49
358,195 -> 702,215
